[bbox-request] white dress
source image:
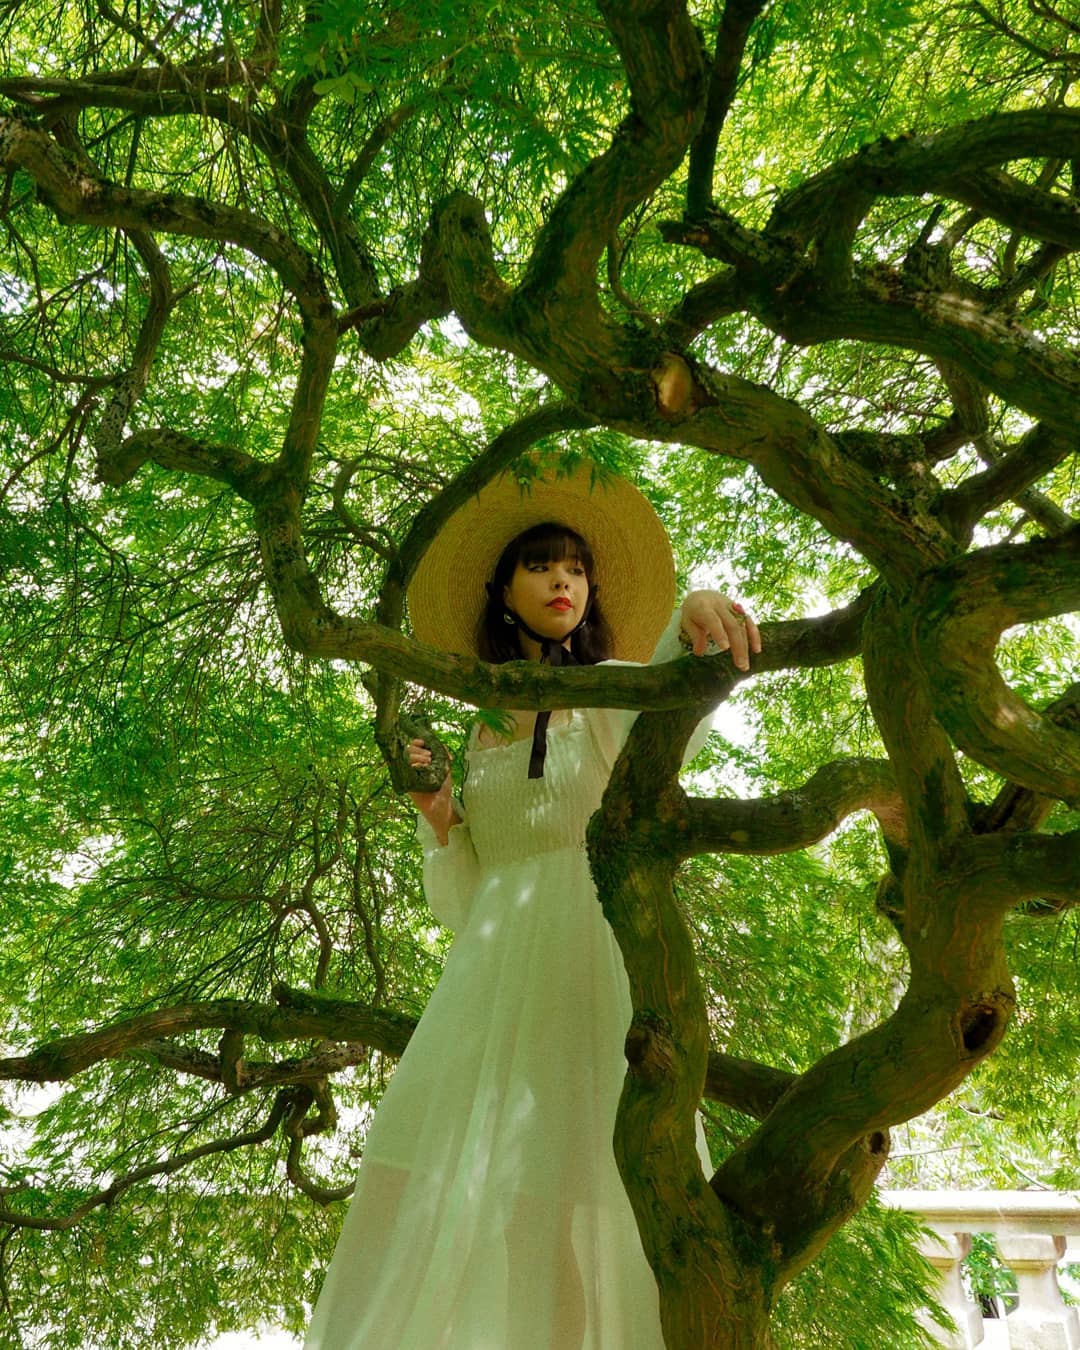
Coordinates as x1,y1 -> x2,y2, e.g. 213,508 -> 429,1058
305,616 -> 710,1350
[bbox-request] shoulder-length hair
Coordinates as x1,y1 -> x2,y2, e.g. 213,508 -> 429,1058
477,522 -> 614,664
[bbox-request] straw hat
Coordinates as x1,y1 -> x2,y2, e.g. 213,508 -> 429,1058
407,459 -> 675,663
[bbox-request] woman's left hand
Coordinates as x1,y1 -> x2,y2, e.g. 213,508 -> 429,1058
680,589 -> 762,670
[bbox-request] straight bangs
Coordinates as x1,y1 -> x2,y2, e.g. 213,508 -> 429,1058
513,523 -> 595,579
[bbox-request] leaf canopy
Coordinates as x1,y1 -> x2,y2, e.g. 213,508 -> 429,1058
1,0 -> 1078,1345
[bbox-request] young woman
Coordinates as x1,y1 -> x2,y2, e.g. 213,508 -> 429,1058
305,462 -> 760,1350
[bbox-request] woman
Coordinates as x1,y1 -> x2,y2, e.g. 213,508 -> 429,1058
305,461 -> 760,1350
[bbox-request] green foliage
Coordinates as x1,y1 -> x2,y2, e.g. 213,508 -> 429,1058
963,1231 -> 1018,1317
775,1199 -> 943,1349
1,0 -> 1078,1345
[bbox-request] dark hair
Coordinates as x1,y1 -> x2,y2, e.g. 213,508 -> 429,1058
477,522 -> 614,664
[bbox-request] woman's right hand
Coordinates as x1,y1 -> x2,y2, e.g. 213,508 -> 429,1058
407,738 -> 459,846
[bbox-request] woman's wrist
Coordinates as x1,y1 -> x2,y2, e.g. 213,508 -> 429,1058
413,794 -> 461,847
433,807 -> 463,848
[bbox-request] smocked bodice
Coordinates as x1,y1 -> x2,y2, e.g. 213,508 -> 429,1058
462,712 -> 609,868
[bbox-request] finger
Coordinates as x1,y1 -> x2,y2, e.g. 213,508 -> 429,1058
703,609 -> 731,651
698,603 -> 745,668
726,618 -> 751,671
745,616 -> 762,653
694,618 -> 730,656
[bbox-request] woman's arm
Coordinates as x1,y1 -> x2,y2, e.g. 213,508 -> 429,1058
408,739 -> 480,931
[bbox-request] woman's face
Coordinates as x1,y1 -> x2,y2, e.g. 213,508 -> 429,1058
503,553 -> 589,643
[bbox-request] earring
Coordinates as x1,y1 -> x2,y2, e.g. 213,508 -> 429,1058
502,610 -> 516,626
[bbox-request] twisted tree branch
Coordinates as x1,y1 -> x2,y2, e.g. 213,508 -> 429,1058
767,108 -> 1080,247
680,758 -> 907,861
91,227 -> 174,459
946,828 -> 1080,912
0,1094 -> 290,1231
974,683 -> 1080,834
913,526 -> 1080,804
0,116 -> 334,319
520,0 -> 706,313
940,421 -> 1075,538
685,0 -> 768,218
0,992 -> 415,1084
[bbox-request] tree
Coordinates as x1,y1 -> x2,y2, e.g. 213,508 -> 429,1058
0,0 -> 1078,1346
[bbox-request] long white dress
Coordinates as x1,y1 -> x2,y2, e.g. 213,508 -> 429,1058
305,616 -> 710,1350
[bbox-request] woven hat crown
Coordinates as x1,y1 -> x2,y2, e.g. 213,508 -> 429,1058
407,459 -> 675,663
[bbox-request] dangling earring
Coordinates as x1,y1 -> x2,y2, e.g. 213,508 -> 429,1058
502,610 -> 516,626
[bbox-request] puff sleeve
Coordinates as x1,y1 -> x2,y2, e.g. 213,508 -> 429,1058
414,798 -> 481,933
584,608 -> 714,774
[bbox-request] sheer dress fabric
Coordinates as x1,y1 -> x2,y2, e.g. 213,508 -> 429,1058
305,615 -> 712,1350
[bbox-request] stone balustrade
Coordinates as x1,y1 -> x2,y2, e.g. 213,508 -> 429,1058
880,1190 -> 1080,1349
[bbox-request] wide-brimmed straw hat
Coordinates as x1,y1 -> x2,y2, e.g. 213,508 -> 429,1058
407,458 -> 675,663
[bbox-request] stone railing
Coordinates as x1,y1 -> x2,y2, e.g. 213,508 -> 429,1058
881,1190 -> 1080,1349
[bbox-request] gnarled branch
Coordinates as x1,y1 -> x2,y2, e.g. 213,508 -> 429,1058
974,683 -> 1080,834
913,526 -> 1080,804
520,1 -> 706,315
946,828 -> 1080,912
939,421 -> 1075,539
0,116 -> 334,320
863,588 -> 971,855
767,108 -> 1080,249
0,1094 -> 290,1231
629,378 -> 958,584
0,992 -> 415,1085
705,1053 -> 795,1121
685,0 -> 768,218
91,227 -> 174,460
680,758 -> 907,862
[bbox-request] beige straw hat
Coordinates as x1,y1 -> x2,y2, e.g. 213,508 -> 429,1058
407,458 -> 676,663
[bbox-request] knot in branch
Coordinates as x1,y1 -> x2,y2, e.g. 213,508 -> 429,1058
625,1010 -> 677,1088
955,990 -> 1014,1059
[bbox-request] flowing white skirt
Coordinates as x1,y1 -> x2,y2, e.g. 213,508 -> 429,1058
305,845 -> 708,1350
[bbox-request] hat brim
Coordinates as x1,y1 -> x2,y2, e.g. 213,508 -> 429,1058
407,460 -> 675,664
